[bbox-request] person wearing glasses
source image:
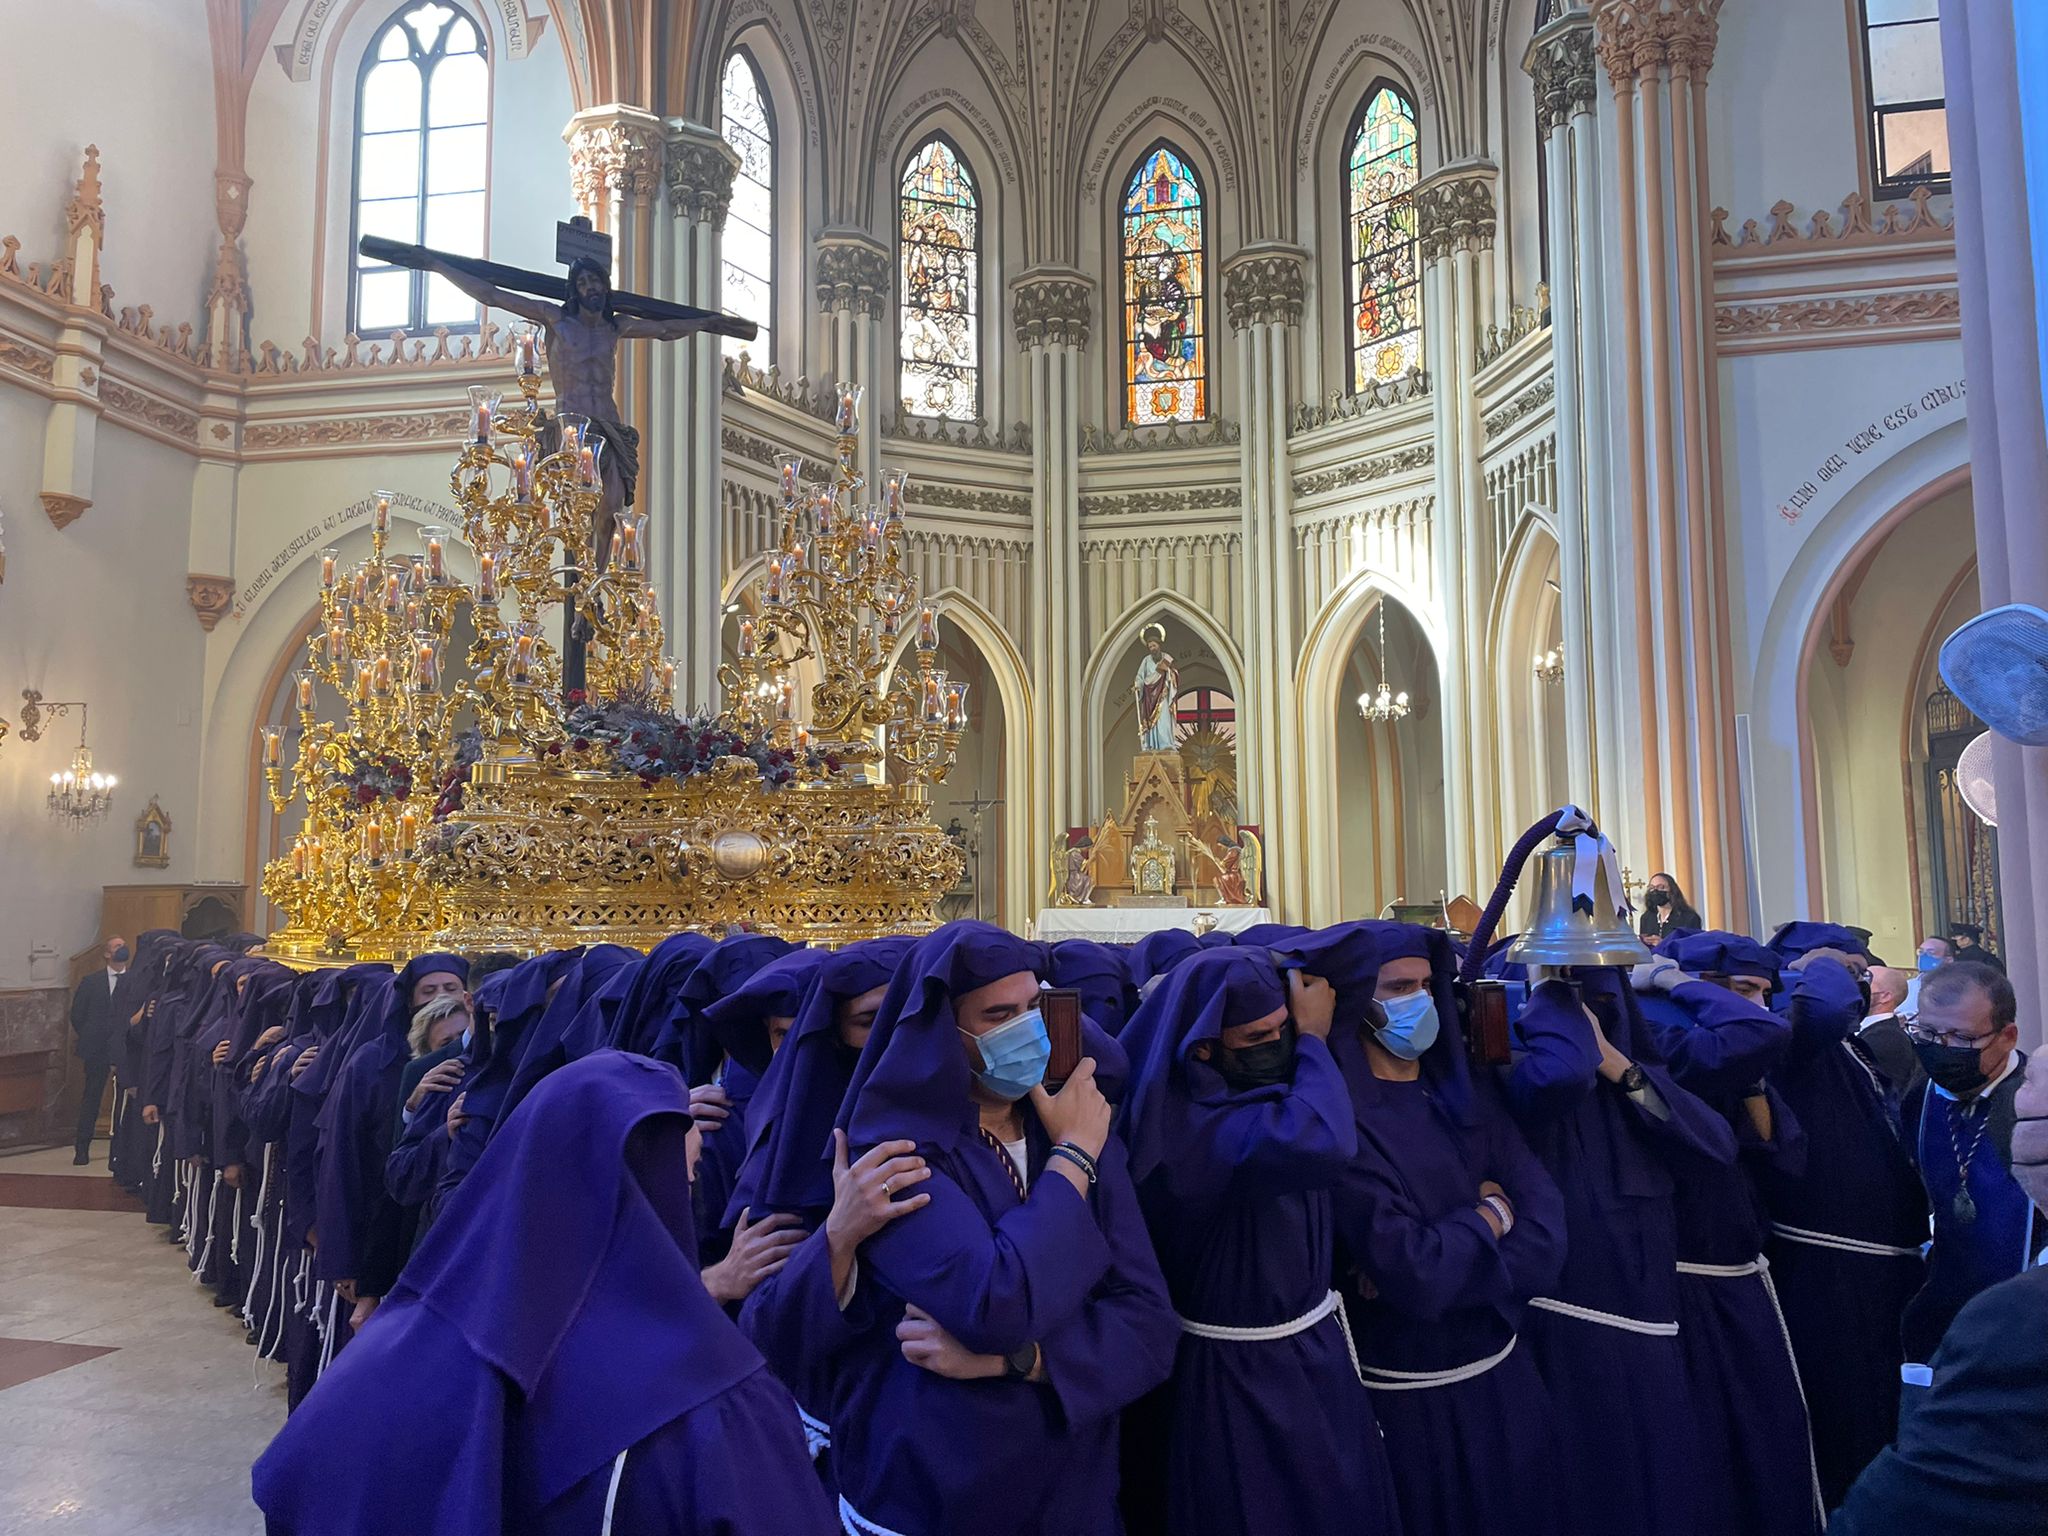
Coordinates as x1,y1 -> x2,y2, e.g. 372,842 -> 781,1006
1897,961 -> 2042,1412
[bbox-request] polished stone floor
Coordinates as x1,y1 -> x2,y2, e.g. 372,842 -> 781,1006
0,1141 -> 277,1534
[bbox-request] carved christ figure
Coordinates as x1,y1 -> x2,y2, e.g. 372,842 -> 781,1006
419,253 -> 716,558
1133,622 -> 1180,754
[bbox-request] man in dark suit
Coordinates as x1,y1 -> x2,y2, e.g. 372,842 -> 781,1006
1948,922 -> 2007,974
68,935 -> 128,1165
1857,965 -> 1922,1094
1831,1044 -> 2048,1533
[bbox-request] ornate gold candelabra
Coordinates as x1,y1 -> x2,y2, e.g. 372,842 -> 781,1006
261,334 -> 673,960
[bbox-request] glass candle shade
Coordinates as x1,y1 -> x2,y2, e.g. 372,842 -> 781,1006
320,548 -> 339,590
467,386 -> 500,445
372,492 -> 393,533
294,670 -> 316,712
777,454 -> 804,508
834,381 -> 864,435
261,727 -> 282,767
883,468 -> 908,521
420,527 -> 450,585
917,603 -> 939,652
945,679 -> 970,732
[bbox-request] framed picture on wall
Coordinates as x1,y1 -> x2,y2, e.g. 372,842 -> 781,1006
134,797 -> 171,868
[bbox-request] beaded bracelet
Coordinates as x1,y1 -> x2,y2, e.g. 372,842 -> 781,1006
1480,1193 -> 1515,1236
1049,1142 -> 1099,1185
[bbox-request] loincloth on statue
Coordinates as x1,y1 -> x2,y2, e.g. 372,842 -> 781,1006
538,410 -> 641,505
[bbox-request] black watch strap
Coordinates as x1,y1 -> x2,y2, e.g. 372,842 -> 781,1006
1004,1342 -> 1038,1380
1618,1063 -> 1648,1094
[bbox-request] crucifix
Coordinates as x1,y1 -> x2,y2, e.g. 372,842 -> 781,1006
956,790 -> 1005,922
361,222 -> 756,694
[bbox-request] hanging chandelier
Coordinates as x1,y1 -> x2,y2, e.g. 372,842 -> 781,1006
19,692 -> 116,823
1357,601 -> 1411,723
1534,645 -> 1565,686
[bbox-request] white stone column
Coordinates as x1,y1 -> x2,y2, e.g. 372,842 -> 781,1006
564,105 -> 666,436
1011,270 -> 1094,860
1222,245 -> 1310,917
814,231 -> 890,495
1526,11 -> 1603,817
39,146 -> 107,530
660,120 -> 740,707
1416,164 -> 1500,893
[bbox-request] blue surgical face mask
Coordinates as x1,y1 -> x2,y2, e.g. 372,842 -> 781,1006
961,1008 -> 1051,1101
1917,951 -> 1943,973
1374,989 -> 1440,1062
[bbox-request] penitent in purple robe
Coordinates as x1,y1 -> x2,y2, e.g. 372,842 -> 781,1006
252,1052 -> 835,1536
1500,968 -> 1737,1536
829,922 -> 1179,1536
1758,943 -> 1928,1508
1279,921 -> 1565,1536
1641,929 -> 1823,1536
1114,946 -> 1395,1536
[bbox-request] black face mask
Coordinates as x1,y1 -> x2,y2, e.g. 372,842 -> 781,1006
1215,1023 -> 1296,1091
1913,1039 -> 1991,1097
1646,890 -> 1670,909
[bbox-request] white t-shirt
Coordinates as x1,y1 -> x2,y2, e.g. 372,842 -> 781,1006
1001,1136 -> 1030,1191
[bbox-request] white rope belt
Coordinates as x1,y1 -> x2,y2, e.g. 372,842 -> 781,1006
840,1495 -> 914,1536
798,1404 -> 832,1459
1360,1334 -> 1519,1391
1180,1288 -> 1366,1384
1770,1222 -> 1922,1259
193,1170 -> 223,1279
1676,1257 -> 1766,1278
1527,1297 -> 1679,1337
151,1123 -> 163,1179
229,1185 -> 245,1266
600,1449 -> 629,1536
1177,1288 -> 1342,1343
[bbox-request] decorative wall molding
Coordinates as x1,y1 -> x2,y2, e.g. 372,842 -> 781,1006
253,325 -> 516,376
1710,188 -> 1954,252
564,105 -> 666,211
722,355 -> 837,423
1079,487 -> 1239,518
102,381 -> 200,443
1080,417 -> 1242,454
1525,16 -> 1599,138
905,483 -> 1033,519
1292,443 -> 1436,499
882,415 -> 1032,453
242,409 -> 470,451
1011,271 -> 1093,350
1592,0 -> 1723,89
1291,370 -> 1430,433
185,574 -> 234,632
0,334 -> 55,382
40,493 -> 90,529
1482,376 -> 1557,441
1714,289 -> 1962,344
1477,302 -> 1548,371
720,424 -> 783,468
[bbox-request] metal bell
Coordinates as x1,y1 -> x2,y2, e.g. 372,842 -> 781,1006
1506,844 -> 1653,968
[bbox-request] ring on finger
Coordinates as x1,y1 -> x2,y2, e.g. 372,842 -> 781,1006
883,1176 -> 895,1195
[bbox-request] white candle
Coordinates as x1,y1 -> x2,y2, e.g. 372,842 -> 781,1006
738,618 -> 757,659
477,551 -> 498,602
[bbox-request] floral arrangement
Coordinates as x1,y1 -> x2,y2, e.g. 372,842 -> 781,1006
433,729 -> 485,819
550,693 -> 810,789
336,750 -> 415,806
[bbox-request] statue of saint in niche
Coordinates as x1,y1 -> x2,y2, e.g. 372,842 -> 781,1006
1132,622 -> 1179,753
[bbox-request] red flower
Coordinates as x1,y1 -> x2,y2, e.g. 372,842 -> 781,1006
571,737 -> 590,752
356,784 -> 378,805
567,688 -> 587,705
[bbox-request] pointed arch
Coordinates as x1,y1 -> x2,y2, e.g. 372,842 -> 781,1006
1081,590 -> 1245,817
1119,140 -> 1210,426
1488,512 -> 1567,835
718,44 -> 776,365
1344,80 -> 1422,392
897,134 -> 982,422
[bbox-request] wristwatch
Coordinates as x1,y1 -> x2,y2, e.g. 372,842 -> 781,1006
1003,1342 -> 1039,1381
1617,1063 -> 1649,1095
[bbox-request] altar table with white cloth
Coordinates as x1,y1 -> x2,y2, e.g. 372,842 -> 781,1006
1031,907 -> 1275,943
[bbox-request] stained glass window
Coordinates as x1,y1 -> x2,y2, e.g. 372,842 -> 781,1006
898,138 -> 980,421
720,50 -> 774,363
351,2 -> 488,334
1859,1 -> 1949,194
1346,85 -> 1420,391
1121,145 -> 1206,425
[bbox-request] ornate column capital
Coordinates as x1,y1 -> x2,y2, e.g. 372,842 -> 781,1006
1590,0 -> 1721,91
1525,12 -> 1600,136
664,119 -> 741,229
563,104 -> 667,216
815,230 -> 891,319
1415,165 -> 1498,262
1221,243 -> 1310,331
1010,267 -> 1094,349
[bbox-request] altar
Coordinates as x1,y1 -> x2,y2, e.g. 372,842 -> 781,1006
1033,906 -> 1276,943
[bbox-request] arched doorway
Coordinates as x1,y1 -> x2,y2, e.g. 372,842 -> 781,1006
1802,478 -> 1985,959
1491,519 -> 1569,832
1334,595 -> 1446,919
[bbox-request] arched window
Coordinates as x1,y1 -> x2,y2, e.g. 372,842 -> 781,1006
1345,84 -> 1421,390
898,137 -> 980,421
720,49 -> 775,364
350,2 -> 489,334
1120,144 -> 1207,425
1858,0 -> 1949,195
